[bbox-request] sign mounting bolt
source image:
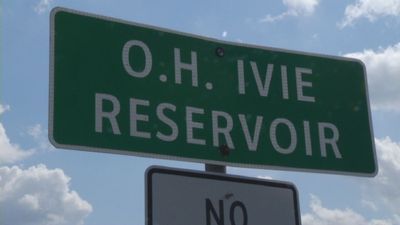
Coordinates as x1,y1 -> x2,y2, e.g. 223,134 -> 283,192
219,144 -> 230,156
215,47 -> 224,57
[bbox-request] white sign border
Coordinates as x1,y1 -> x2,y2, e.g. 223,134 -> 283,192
49,7 -> 378,177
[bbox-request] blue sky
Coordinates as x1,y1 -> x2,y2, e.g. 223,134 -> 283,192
1,0 -> 400,225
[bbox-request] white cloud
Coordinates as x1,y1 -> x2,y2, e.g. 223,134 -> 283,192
260,0 -> 319,22
303,136 -> 400,225
34,0 -> 54,14
260,12 -> 293,23
344,43 -> 400,111
283,0 -> 319,15
0,123 -> 33,164
302,195 -> 393,225
0,105 -> 34,164
27,124 -> 55,152
361,199 -> 378,211
222,31 -> 228,38
0,104 -> 10,115
0,164 -> 92,225
360,137 -> 400,219
339,0 -> 400,28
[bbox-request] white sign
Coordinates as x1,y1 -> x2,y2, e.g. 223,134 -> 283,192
146,167 -> 300,225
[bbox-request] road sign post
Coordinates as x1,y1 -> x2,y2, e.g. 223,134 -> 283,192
50,8 -> 377,176
146,166 -> 301,225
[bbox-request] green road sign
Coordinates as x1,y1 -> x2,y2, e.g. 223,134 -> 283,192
49,8 -> 377,176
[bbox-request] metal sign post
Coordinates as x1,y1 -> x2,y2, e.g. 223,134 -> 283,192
205,164 -> 226,174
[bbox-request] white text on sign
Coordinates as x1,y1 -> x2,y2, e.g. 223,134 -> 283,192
94,39 -> 342,159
